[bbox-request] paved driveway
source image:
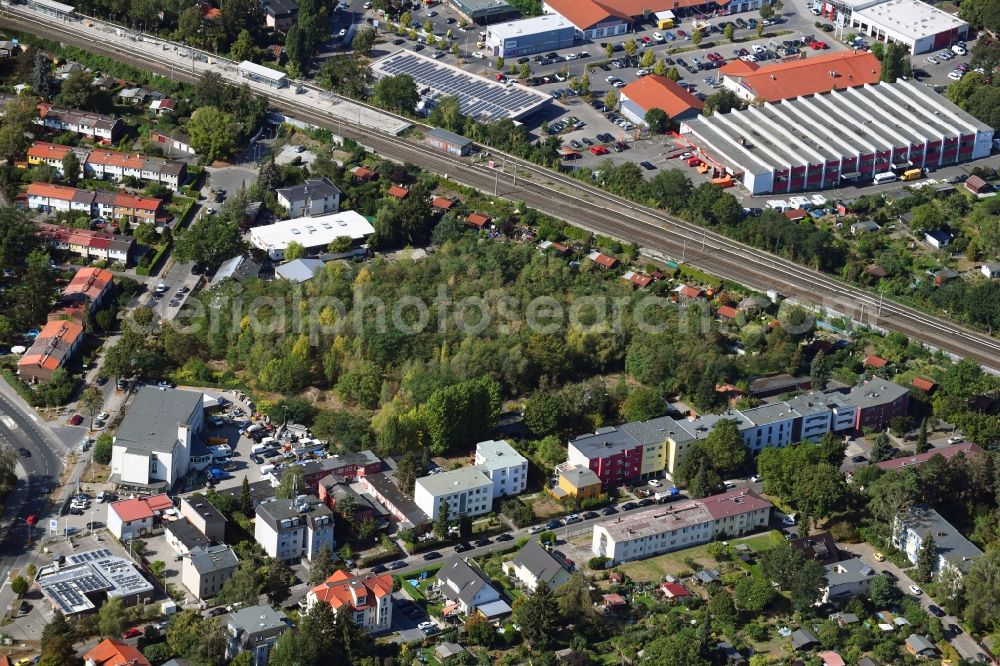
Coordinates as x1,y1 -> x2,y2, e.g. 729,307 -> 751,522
842,541 -> 987,662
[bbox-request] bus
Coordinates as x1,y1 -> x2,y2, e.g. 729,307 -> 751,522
873,172 -> 898,185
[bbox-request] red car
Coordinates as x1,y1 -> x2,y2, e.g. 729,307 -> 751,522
69,414 -> 83,426
495,73 -> 506,82
640,36 -> 652,44
677,30 -> 688,38
710,52 -> 724,61
25,515 -> 36,526
589,146 -> 609,155
812,41 -> 828,49
122,627 -> 144,640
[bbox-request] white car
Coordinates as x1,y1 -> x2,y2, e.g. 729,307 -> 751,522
948,70 -> 964,80
938,50 -> 953,60
926,55 -> 939,65
417,621 -> 436,630
752,43 -> 765,53
155,283 -> 168,293
653,32 -> 664,42
782,514 -> 797,526
789,195 -> 811,207
648,479 -> 663,487
472,51 -> 486,59
636,68 -> 650,76
909,585 -> 923,595
97,411 -> 110,421
952,45 -> 967,56
564,53 -> 579,60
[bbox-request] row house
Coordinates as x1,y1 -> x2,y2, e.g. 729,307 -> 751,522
27,183 -> 165,224
94,191 -> 164,224
26,141 -> 89,172
35,222 -> 134,265
35,103 -> 124,144
17,318 -> 85,383
85,149 -> 187,188
61,267 -> 114,313
27,182 -> 96,215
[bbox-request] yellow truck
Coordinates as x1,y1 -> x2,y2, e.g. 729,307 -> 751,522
901,168 -> 923,181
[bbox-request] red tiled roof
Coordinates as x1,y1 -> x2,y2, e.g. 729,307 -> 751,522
589,252 -> 618,268
28,141 -> 72,161
543,0 -> 631,30
660,582 -> 690,597
911,377 -> 937,392
717,305 -> 738,319
26,182 -> 81,200
876,442 -> 982,471
699,488 -> 772,520
387,185 -> 409,199
719,59 -> 760,76
817,652 -> 845,666
724,51 -> 880,102
602,592 -> 627,606
110,493 -> 172,522
63,267 -> 113,302
784,208 -> 808,220
623,271 -> 652,287
678,284 -> 703,299
203,6 -> 221,19
432,196 -> 454,209
113,192 -> 162,211
310,570 -> 394,611
467,213 -> 491,228
620,75 -> 704,119
352,166 -> 376,180
863,355 -> 888,369
87,149 -> 144,170
84,639 -> 151,666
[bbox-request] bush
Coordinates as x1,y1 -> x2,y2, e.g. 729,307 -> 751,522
588,556 -> 610,570
93,433 -> 113,465
500,498 -> 536,527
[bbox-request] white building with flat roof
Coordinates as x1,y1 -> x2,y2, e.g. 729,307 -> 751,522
473,439 -> 528,498
414,468 -> 494,521
248,211 -> 375,260
485,14 -> 576,58
238,60 -> 287,88
846,0 -> 968,55
681,80 -> 993,196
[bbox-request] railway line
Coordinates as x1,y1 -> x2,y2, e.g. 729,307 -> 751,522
4,8 -> 1000,370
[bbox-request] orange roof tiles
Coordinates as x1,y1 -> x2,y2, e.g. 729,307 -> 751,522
784,208 -> 808,220
864,355 -> 888,369
63,267 -> 114,302
28,141 -> 72,161
724,51 -> 881,102
544,0 -> 632,29
352,166 -> 376,180
467,213 -> 491,228
87,149 -> 144,170
84,639 -> 152,666
432,196 -> 455,210
110,493 -> 172,523
911,377 -> 937,392
620,75 -> 704,119
113,192 -> 162,211
679,285 -> 703,299
589,252 -> 618,269
26,182 -> 80,200
310,570 -> 394,611
719,59 -> 760,76
717,305 -> 738,319
623,271 -> 652,287
387,185 -> 409,199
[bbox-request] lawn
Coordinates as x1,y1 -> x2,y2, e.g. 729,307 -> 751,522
616,531 -> 784,583
521,492 -> 565,519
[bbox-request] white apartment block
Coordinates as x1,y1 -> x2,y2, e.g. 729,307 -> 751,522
255,497 -> 336,563
414,468 -> 494,521
592,489 -> 772,564
473,439 -> 528,498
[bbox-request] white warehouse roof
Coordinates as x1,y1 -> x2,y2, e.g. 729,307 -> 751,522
249,211 -> 374,253
852,0 -> 967,41
487,14 -> 573,41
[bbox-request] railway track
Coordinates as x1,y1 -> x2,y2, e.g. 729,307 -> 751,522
5,8 -> 1000,370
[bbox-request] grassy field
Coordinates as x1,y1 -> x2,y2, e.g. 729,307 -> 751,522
616,530 -> 785,583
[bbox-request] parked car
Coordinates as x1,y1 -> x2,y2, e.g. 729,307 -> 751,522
582,511 -> 599,520
423,551 -> 443,560
621,502 -> 638,511
873,552 -> 885,561
122,627 -> 144,640
17,447 -> 31,457
928,604 -> 945,617
909,584 -> 923,595
388,560 -> 407,570
69,415 -> 83,426
370,564 -> 388,574
495,533 -> 514,542
640,161 -> 656,170
545,519 -> 563,529
453,542 -> 473,553
600,506 -> 619,516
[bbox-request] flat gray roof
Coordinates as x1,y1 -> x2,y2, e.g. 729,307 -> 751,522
415,467 -> 492,495
115,386 -> 203,454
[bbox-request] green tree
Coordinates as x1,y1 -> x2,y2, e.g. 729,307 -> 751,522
642,629 -> 711,666
724,24 -> 735,41
760,542 -> 805,589
916,532 -> 937,583
10,575 -> 28,597
653,58 -> 668,76
880,42 -> 912,82
495,56 -> 504,69
465,613 -> 494,647
239,475 -> 253,516
605,43 -> 614,60
276,466 -> 306,499
220,559 -> 264,607
30,52 -> 53,100
692,30 -> 703,46
231,28 -> 259,62
284,241 -> 307,261
916,418 -> 929,454
870,431 -> 894,463
79,385 -> 104,428
624,38 -> 638,56
188,106 -> 238,162
93,432 -> 113,465
172,211 -> 246,269
420,376 -> 501,453
644,107 -> 671,134
869,573 -> 901,608
790,559 -> 826,611
556,571 -> 598,626
640,49 -> 655,68
964,543 -> 1000,631
520,62 -> 532,79
702,419 -> 748,477
604,89 -> 619,111
394,451 -> 423,495
58,67 -> 99,109
810,351 -> 831,391
372,74 -> 419,114
353,26 -> 376,55
98,596 -> 128,638
733,575 -> 774,614
434,498 -> 450,537
709,590 -> 739,633
524,390 -> 565,436
512,580 -> 559,649
265,558 -> 294,606
0,95 -> 39,164
703,89 -> 742,116
759,3 -> 774,19
622,386 -> 664,422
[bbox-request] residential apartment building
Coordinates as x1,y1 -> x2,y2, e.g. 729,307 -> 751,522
821,558 -> 876,604
592,489 -> 772,564
85,149 -> 187,188
877,441 -> 982,472
181,544 -> 239,600
109,386 -> 206,492
306,570 -> 394,633
567,425 -> 645,487
106,493 -> 174,541
550,462 -> 602,500
83,638 -> 152,666
35,103 -> 124,143
17,318 -> 84,383
35,222 -> 134,265
849,377 -> 910,431
27,183 -> 165,224
255,497 -> 335,563
359,473 -> 430,529
473,439 -> 528,498
893,504 -> 983,576
62,267 -> 113,313
180,494 -> 227,542
225,605 -> 291,666
276,177 -> 341,218
414,467 -> 494,521
294,449 -> 382,492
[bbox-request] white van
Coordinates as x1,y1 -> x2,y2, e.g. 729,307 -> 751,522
260,436 -> 276,447
245,423 -> 264,434
873,172 -> 897,184
260,464 -> 276,477
250,443 -> 268,455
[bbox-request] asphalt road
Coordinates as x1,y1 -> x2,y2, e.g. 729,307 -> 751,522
12,6 -> 1000,374
0,382 -> 65,573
